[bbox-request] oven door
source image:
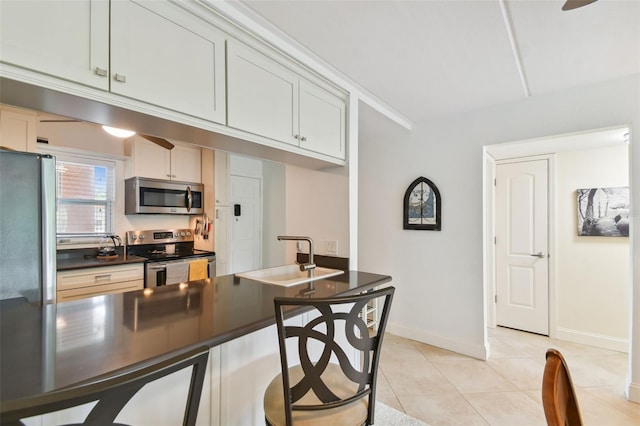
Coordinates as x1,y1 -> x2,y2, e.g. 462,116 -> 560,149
145,262 -> 168,288
145,257 -> 214,288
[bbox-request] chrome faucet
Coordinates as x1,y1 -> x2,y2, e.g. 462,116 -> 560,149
277,236 -> 316,271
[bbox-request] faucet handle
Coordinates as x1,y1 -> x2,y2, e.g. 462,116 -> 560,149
299,263 -> 316,272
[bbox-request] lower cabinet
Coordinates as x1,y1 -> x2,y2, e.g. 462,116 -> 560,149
56,264 -> 144,302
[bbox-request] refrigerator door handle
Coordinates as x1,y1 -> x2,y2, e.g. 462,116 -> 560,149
41,155 -> 57,304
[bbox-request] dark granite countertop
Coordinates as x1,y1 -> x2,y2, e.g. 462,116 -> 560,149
57,254 -> 147,270
56,248 -> 146,271
0,270 -> 391,404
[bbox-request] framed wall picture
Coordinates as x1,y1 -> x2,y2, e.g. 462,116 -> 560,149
403,176 -> 441,230
577,186 -> 629,237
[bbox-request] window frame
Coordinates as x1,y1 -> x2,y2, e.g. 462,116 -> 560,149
53,153 -> 116,240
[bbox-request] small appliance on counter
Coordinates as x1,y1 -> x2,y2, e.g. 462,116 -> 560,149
126,229 -> 215,288
97,235 -> 122,260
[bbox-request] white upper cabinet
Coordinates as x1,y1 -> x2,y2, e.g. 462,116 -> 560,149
110,1 -> 226,123
0,106 -> 37,152
227,41 -> 299,146
127,137 -> 201,183
0,0 -> 226,124
227,41 -> 346,160
170,144 -> 202,183
0,0 -> 110,90
299,80 -> 346,159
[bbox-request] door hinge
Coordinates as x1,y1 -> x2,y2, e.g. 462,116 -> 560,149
494,178 -> 497,186
495,294 -> 498,303
494,236 -> 496,244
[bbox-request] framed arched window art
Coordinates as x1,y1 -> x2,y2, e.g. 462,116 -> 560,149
403,177 -> 441,230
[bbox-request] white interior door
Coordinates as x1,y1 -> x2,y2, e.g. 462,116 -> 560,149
496,159 -> 549,335
230,175 -> 261,274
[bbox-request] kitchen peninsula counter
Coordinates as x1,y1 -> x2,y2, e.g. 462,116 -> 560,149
0,270 -> 391,405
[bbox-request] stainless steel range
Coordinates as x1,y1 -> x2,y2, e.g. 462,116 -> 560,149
126,229 -> 216,288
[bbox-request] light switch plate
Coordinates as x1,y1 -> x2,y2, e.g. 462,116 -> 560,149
325,240 -> 338,255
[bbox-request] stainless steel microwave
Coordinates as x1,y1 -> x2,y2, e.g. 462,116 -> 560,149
125,177 -> 204,215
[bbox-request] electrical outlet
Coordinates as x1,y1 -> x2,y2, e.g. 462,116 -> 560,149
297,241 -> 304,252
325,240 -> 338,256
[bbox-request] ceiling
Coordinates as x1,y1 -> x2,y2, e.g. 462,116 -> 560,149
238,0 -> 640,126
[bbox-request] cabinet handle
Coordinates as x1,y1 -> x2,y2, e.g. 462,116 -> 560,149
294,134 -> 300,140
301,136 -> 307,141
172,174 -> 176,178
166,174 -> 172,178
113,73 -> 127,83
95,67 -> 108,77
95,274 -> 111,281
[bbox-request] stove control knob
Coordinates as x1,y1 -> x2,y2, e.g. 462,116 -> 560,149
131,235 -> 137,241
186,231 -> 191,236
139,235 -> 145,240
180,231 -> 186,237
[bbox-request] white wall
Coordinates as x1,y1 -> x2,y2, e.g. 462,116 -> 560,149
284,164 -> 349,262
556,145 -> 629,348
262,160 -> 286,267
358,74 -> 640,360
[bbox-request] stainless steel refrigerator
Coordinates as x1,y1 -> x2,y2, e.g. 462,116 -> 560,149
0,149 -> 56,304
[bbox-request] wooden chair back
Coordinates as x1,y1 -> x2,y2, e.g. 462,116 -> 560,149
542,348 -> 583,426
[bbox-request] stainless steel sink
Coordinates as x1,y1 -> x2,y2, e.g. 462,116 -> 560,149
235,264 -> 344,287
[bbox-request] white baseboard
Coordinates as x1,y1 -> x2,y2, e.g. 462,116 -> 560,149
386,321 -> 489,360
626,381 -> 640,403
554,327 -> 629,353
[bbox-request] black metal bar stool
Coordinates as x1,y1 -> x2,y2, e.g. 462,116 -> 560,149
264,286 -> 395,426
0,346 -> 210,426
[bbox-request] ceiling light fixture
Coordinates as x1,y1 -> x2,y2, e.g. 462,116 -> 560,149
102,125 -> 136,138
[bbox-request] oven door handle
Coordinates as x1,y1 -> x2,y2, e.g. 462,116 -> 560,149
186,186 -> 192,212
148,264 -> 168,270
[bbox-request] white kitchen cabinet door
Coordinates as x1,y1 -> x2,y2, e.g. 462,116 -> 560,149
110,0 -> 226,123
299,80 -> 346,159
130,137 -> 172,180
171,144 -> 202,183
0,0 -> 109,90
214,150 -> 230,205
227,41 -> 299,146
56,263 -> 144,302
0,106 -> 37,152
128,137 -> 201,182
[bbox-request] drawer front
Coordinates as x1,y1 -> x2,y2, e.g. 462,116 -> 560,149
57,264 -> 144,291
57,279 -> 144,303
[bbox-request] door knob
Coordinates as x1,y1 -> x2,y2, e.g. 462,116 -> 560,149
530,252 -> 545,258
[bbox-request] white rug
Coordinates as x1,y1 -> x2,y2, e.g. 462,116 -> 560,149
374,402 -> 429,425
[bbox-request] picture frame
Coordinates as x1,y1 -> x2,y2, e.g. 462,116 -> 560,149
403,176 -> 441,230
577,186 -> 629,237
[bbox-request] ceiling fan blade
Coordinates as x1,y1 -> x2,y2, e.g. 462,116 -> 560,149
39,119 -> 82,122
562,0 -> 598,11
140,133 -> 175,150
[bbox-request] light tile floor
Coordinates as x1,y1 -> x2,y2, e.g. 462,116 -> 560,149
377,326 -> 640,425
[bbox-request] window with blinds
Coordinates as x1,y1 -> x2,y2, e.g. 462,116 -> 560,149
56,156 -> 115,236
